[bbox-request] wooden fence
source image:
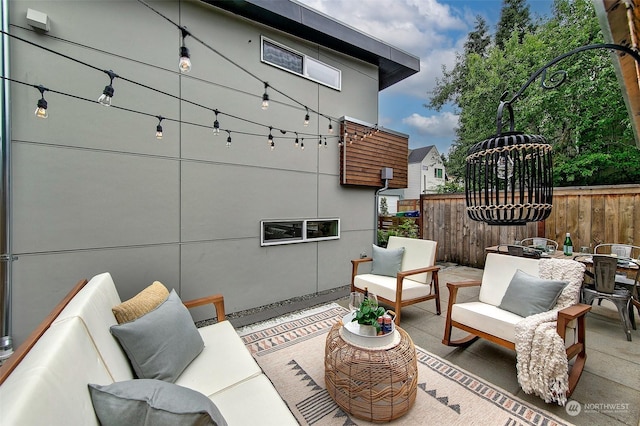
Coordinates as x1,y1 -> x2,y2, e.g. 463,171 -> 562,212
417,184 -> 640,268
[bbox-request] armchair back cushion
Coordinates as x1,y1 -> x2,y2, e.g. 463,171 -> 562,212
387,236 -> 437,284
479,253 -> 539,306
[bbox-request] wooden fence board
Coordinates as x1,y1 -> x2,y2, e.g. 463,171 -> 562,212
416,184 -> 639,268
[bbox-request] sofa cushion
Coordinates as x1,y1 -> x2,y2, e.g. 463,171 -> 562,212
208,374 -> 298,425
112,281 -> 169,324
0,318 -> 111,426
110,290 -> 204,382
175,320 -> 262,397
52,272 -> 134,382
371,244 -> 405,277
88,379 -> 227,426
499,269 -> 568,317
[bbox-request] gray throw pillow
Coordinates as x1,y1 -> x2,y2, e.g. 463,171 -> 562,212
88,379 -> 227,426
110,290 -> 204,383
371,244 -> 405,277
499,269 -> 568,317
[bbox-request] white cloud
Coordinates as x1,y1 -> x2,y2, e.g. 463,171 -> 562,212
402,111 -> 459,137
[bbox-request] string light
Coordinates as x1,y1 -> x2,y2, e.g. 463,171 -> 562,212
34,85 -> 48,119
324,137 -> 328,148
155,115 -> 164,139
213,109 -> 220,135
267,126 -> 273,146
300,138 -> 305,150
294,132 -> 299,148
327,118 -> 333,134
304,107 -> 309,127
98,69 -> 117,107
261,82 -> 269,110
226,130 -> 232,147
179,27 -> 192,73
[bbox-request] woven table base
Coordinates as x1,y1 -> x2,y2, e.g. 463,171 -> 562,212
324,322 -> 418,422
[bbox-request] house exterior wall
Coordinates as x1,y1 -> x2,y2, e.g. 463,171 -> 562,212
6,0 -> 381,345
406,147 -> 445,198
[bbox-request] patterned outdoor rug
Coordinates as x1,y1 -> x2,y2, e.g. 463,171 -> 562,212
237,303 -> 573,426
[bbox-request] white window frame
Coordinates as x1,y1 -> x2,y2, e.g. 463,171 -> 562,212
261,37 -> 342,91
261,218 -> 340,246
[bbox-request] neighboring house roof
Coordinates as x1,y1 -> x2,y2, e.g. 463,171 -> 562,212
205,0 -> 420,90
408,145 -> 436,164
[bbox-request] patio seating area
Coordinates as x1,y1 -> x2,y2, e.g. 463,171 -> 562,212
227,262 -> 640,426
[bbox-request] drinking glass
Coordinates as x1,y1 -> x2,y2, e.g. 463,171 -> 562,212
367,292 -> 379,309
348,292 -> 363,312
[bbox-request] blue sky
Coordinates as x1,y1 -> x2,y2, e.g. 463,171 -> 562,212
297,0 -> 554,156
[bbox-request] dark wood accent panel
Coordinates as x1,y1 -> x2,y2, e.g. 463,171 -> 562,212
340,120 -> 408,188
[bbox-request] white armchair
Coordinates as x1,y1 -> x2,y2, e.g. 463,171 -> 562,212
351,236 -> 440,324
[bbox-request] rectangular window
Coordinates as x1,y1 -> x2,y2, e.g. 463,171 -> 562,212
434,168 -> 443,179
261,37 -> 341,90
261,218 -> 340,246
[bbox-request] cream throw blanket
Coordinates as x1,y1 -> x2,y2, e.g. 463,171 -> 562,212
514,258 -> 585,406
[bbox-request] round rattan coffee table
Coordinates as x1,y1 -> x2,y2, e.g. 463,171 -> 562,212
324,322 -> 417,422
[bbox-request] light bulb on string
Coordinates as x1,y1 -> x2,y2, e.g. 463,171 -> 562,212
179,27 -> 192,73
324,137 -> 328,148
267,126 -> 273,146
261,82 -> 269,110
318,137 -> 322,148
34,85 -> 48,119
304,107 -> 310,127
226,130 -> 232,148
98,69 -> 117,107
327,118 -> 333,134
300,138 -> 305,150
155,116 -> 164,140
294,132 -> 299,148
213,109 -> 220,135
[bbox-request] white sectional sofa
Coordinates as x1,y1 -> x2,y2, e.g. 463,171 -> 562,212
0,272 -> 297,425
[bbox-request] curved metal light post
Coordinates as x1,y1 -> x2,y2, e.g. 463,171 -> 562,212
465,44 -> 640,226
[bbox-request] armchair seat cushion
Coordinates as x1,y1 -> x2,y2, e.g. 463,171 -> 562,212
353,273 -> 430,302
451,302 -> 522,343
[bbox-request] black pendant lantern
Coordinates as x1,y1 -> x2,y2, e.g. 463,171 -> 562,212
465,130 -> 553,226
465,43 -> 640,226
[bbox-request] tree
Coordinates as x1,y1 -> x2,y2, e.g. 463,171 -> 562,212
428,0 -> 640,186
495,0 -> 534,49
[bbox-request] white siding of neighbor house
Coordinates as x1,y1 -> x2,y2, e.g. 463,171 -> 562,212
7,0 -> 385,345
406,147 -> 446,199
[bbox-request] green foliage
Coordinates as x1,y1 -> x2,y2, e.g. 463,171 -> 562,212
495,0 -> 534,48
379,197 -> 389,216
428,0 -> 639,186
352,297 -> 386,332
435,181 -> 465,194
377,218 -> 419,247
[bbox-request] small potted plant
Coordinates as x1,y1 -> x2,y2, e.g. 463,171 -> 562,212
352,296 -> 385,336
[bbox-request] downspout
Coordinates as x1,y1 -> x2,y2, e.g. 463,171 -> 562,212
374,180 -> 389,245
0,0 -> 13,361
374,167 -> 393,245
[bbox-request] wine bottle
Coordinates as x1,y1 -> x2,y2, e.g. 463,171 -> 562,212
563,233 -> 573,256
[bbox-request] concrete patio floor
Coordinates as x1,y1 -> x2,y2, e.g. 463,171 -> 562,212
228,263 -> 640,426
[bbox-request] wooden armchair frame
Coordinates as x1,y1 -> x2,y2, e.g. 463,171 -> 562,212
351,257 -> 440,324
442,279 -> 591,396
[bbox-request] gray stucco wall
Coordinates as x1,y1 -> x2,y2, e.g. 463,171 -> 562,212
6,0 -> 379,345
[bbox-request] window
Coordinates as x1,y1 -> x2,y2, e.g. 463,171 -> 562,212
261,37 -> 341,90
434,168 -> 443,179
261,218 -> 340,246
